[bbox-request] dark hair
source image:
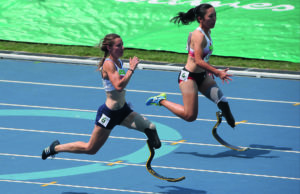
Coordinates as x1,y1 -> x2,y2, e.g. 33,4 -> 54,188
170,4 -> 213,25
98,33 -> 121,70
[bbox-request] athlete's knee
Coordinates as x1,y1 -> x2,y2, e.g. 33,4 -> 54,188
183,113 -> 197,122
86,148 -> 98,155
185,115 -> 197,122
85,144 -> 100,155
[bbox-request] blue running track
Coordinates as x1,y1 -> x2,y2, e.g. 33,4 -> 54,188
0,59 -> 299,194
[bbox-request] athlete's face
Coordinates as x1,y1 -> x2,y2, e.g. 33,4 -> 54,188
109,38 -> 124,58
202,7 -> 216,29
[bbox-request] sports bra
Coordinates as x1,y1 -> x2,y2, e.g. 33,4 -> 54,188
187,27 -> 213,62
101,58 -> 126,92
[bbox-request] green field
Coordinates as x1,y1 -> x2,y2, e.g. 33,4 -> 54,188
1,40 -> 299,72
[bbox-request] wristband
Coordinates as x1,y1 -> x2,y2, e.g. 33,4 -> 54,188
128,69 -> 134,73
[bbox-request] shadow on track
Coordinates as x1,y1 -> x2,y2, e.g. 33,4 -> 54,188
158,186 -> 207,194
176,144 -> 293,159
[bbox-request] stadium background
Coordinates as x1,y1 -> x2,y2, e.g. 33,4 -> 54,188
0,0 -> 299,63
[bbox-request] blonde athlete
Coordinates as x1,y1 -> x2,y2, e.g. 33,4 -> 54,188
42,34 -> 161,160
146,4 -> 236,128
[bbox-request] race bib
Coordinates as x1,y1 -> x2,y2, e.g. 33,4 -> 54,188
119,69 -> 126,79
119,69 -> 126,76
98,113 -> 110,127
179,70 -> 189,82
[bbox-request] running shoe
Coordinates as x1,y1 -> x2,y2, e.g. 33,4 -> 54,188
145,93 -> 167,106
41,140 -> 60,160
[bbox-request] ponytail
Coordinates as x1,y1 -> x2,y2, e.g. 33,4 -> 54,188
170,7 -> 196,25
170,4 -> 213,25
97,33 -> 121,71
98,51 -> 108,71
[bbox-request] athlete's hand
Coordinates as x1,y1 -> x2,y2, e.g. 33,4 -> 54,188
218,68 -> 233,84
129,56 -> 139,71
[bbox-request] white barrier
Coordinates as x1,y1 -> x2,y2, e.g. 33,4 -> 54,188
1,53 -> 299,80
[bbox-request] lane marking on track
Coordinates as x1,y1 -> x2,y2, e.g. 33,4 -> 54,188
0,79 -> 299,104
170,140 -> 186,145
107,161 -> 123,166
1,126 -> 300,154
0,153 -> 299,181
0,103 -> 299,129
0,179 -> 154,194
41,181 -> 57,187
235,120 -> 248,125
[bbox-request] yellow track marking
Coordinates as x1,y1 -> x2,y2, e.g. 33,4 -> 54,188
170,140 -> 186,145
41,181 -> 57,187
107,160 -> 123,166
235,120 -> 248,125
293,103 -> 300,106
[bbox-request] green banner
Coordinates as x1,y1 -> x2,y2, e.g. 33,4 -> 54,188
0,0 -> 299,63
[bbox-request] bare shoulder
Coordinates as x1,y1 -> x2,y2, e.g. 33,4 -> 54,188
103,59 -> 116,73
191,29 -> 206,50
191,29 -> 205,43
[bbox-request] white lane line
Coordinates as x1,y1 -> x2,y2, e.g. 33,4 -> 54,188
0,79 -> 102,90
0,179 -> 155,194
0,79 -> 299,104
0,102 -> 96,112
0,153 -> 299,181
0,103 -> 299,129
1,126 -> 299,154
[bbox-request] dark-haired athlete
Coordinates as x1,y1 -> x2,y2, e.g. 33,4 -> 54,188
146,4 -> 235,128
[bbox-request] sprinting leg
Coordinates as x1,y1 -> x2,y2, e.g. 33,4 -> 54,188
199,76 -> 235,128
146,80 -> 199,122
56,125 -> 111,154
121,112 -> 161,149
42,125 -> 111,160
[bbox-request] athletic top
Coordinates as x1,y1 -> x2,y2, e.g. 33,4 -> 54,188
187,27 -> 213,62
101,58 -> 126,92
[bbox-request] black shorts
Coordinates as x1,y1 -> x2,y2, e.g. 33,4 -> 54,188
178,67 -> 206,86
95,103 -> 133,130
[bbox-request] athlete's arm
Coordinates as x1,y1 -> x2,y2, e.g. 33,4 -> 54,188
103,57 -> 138,91
193,31 -> 232,83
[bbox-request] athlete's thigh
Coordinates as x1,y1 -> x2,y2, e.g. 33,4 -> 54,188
198,75 -> 216,94
88,125 -> 111,150
179,79 -> 199,114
